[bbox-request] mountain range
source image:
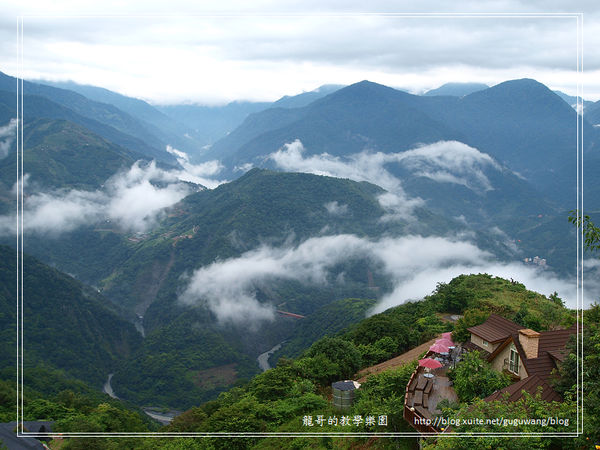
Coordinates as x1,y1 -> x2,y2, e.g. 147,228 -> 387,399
0,71 -> 595,410
202,78 -> 599,212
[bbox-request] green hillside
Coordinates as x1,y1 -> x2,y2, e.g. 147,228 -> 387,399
0,245 -> 142,388
94,168 -> 459,315
104,169 -> 461,408
0,118 -> 139,191
272,297 -> 377,361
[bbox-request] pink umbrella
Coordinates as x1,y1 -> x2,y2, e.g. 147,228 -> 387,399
430,342 -> 450,353
436,338 -> 455,347
419,358 -> 443,369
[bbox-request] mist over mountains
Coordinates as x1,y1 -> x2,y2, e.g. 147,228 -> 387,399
0,71 -> 597,409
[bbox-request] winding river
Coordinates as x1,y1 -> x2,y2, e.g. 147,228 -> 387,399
102,373 -> 118,399
103,373 -> 179,424
257,342 -> 283,372
141,408 -> 181,425
102,341 -> 285,425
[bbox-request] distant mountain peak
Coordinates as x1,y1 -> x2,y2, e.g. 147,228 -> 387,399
487,78 -> 552,93
328,80 -> 407,99
353,80 -> 389,88
463,78 -> 566,107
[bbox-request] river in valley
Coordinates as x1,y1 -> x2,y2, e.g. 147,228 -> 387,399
102,340 -> 284,425
103,373 -> 180,424
141,408 -> 181,425
102,373 -> 118,399
257,342 -> 283,372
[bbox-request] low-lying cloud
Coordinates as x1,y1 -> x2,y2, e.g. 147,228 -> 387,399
179,234 -> 373,324
268,139 -> 504,220
179,233 -> 588,325
395,141 -> 501,191
166,145 -> 226,188
0,160 -> 193,236
1,145 -> 231,237
268,139 -> 424,219
270,139 -> 501,191
0,118 -> 17,159
324,201 -> 348,216
269,139 -> 402,191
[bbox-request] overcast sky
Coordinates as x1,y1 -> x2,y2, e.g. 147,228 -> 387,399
0,1 -> 598,104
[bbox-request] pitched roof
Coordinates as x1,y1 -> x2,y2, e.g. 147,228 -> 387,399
522,352 -> 559,381
547,349 -> 567,362
467,314 -> 523,343
484,374 -> 562,403
486,332 -> 560,380
537,324 -> 577,355
466,316 -> 578,406
485,323 -> 577,384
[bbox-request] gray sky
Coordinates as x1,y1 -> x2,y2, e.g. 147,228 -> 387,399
0,1 -> 598,104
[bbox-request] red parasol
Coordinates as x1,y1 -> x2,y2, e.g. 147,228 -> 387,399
436,338 -> 455,347
419,358 -> 443,369
430,342 -> 450,353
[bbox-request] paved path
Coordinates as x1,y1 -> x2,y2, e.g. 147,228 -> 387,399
356,335 -> 440,383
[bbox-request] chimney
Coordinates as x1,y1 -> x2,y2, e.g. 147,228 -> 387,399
518,329 -> 540,359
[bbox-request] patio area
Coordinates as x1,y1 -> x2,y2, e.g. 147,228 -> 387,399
405,366 -> 457,419
403,349 -> 459,432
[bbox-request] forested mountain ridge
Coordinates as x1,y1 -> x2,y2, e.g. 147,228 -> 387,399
0,118 -> 141,192
204,78 -> 600,211
0,72 -> 175,162
0,88 -> 169,164
0,245 -> 142,387
204,80 -> 466,168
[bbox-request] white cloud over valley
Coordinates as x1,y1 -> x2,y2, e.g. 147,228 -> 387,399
166,145 -> 227,188
270,139 -> 501,192
0,160 -> 194,236
0,145 -> 231,237
178,233 -> 588,325
393,140 -> 501,192
0,118 -> 17,159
